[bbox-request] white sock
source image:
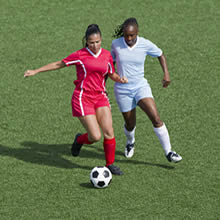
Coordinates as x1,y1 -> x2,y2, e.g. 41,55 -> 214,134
153,123 -> 171,155
124,126 -> 136,145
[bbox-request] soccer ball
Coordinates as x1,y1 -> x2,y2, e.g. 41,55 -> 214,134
90,166 -> 112,188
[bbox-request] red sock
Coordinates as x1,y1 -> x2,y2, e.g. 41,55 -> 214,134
77,133 -> 92,145
103,137 -> 116,166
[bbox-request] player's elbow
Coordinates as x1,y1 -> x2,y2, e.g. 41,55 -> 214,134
56,61 -> 66,69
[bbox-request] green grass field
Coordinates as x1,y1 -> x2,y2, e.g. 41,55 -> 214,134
0,0 -> 219,219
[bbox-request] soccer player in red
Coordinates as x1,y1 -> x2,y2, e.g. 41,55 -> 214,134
24,24 -> 127,175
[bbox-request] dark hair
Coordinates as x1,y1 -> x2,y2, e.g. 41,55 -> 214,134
82,24 -> 102,47
113,17 -> 139,38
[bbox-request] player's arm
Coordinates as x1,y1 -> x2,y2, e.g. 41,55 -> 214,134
158,54 -> 170,88
24,60 -> 66,78
108,72 -> 128,83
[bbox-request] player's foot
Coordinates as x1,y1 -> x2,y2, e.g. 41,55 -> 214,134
166,151 -> 182,163
71,133 -> 83,156
125,143 -> 135,158
107,164 -> 123,175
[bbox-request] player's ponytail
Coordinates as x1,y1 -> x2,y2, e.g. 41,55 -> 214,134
113,17 -> 139,38
82,24 -> 102,47
113,24 -> 124,39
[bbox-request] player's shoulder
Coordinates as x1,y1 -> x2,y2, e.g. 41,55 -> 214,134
101,48 -> 111,53
138,36 -> 160,50
77,48 -> 88,55
74,48 -> 92,59
112,37 -> 123,46
138,36 -> 154,45
101,48 -> 112,56
68,48 -> 85,56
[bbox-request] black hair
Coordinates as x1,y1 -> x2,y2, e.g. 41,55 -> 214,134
82,24 -> 102,47
113,17 -> 139,38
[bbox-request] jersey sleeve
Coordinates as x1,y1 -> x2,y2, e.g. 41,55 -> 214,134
146,40 -> 163,57
111,42 -> 116,62
62,51 -> 80,66
107,53 -> 115,74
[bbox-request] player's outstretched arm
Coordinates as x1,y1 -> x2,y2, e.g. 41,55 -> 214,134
24,61 -> 66,78
158,54 -> 171,88
108,72 -> 128,83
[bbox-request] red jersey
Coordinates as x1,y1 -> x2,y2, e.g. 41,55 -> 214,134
62,48 -> 115,93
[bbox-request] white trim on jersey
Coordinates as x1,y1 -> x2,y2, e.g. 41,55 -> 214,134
86,47 -> 102,58
100,63 -> 111,109
108,62 -> 113,74
102,90 -> 111,109
102,63 -> 110,92
65,59 -> 86,116
101,62 -> 113,94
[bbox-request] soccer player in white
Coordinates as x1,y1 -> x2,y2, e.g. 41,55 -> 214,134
111,18 -> 182,162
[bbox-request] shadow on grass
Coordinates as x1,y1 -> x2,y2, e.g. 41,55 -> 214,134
80,182 -> 94,189
0,141 -> 174,170
0,142 -> 92,170
95,147 -> 175,170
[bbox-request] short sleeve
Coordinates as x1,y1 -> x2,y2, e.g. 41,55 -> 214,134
111,43 -> 116,62
62,51 -> 80,66
146,40 -> 163,57
108,53 -> 115,74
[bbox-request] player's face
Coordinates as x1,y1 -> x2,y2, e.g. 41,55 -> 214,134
123,25 -> 138,47
87,33 -> 102,54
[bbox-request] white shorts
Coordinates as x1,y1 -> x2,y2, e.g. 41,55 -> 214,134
114,82 -> 153,113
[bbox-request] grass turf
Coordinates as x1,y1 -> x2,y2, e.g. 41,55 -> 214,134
0,0 -> 219,219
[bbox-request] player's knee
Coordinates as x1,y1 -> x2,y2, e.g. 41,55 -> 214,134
152,117 -> 163,128
125,122 -> 136,131
89,132 -> 102,142
103,128 -> 114,140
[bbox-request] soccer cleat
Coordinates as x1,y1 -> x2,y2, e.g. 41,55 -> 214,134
107,164 -> 123,175
125,143 -> 135,158
166,151 -> 182,163
71,133 -> 83,157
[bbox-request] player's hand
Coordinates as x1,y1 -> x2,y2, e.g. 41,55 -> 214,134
120,76 -> 128,83
162,76 -> 171,88
24,70 -> 37,78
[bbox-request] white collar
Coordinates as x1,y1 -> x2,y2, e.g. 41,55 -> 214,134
123,36 -> 139,51
86,47 -> 102,58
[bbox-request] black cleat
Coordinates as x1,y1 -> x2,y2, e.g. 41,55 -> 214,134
71,133 -> 83,156
107,164 -> 123,175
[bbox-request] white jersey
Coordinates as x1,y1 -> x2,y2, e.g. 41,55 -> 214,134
111,36 -> 162,89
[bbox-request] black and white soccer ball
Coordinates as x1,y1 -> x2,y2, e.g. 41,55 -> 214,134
90,166 -> 112,188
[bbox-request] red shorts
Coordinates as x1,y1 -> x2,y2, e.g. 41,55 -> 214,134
72,90 -> 111,117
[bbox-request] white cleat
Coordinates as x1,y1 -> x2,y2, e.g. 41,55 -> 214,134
166,151 -> 182,163
125,143 -> 135,158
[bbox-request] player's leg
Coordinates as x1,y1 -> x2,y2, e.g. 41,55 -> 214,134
138,97 -> 163,127
71,90 -> 103,156
71,115 -> 102,156
114,87 -> 137,158
138,98 -> 182,162
122,109 -> 136,158
96,106 -> 123,175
